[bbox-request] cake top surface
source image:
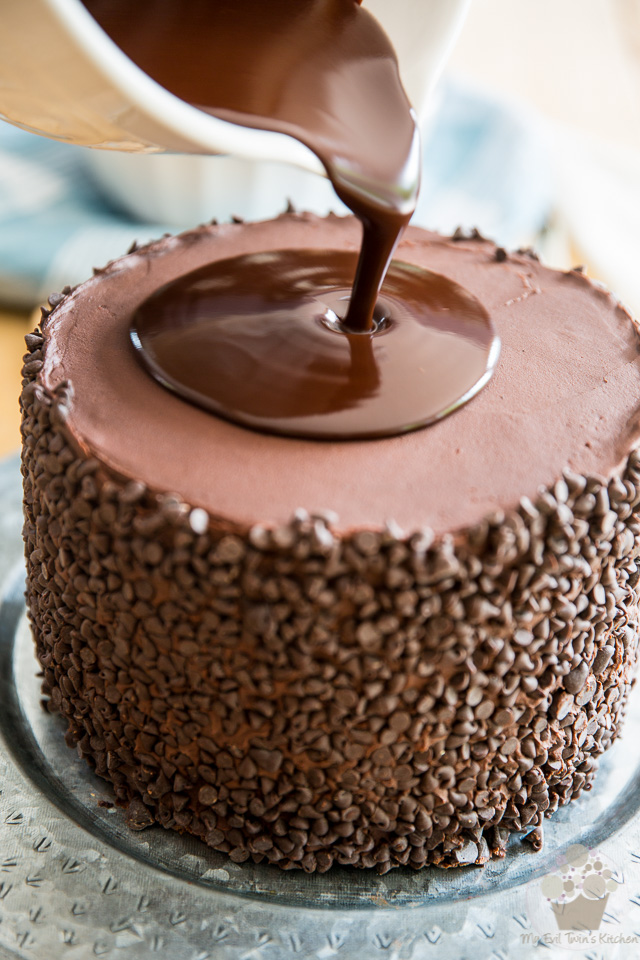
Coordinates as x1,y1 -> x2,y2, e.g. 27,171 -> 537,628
41,213 -> 640,536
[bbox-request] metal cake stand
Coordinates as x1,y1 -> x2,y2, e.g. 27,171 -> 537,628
2,454 -> 640,960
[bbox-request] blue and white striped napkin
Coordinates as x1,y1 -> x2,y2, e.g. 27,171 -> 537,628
0,80 -> 551,309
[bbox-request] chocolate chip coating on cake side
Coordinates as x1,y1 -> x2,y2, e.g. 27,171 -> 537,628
21,320 -> 640,872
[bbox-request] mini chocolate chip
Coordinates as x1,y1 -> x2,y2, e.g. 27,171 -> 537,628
493,708 -> 514,728
198,785 -> 218,806
475,700 -> 494,721
455,840 -> 478,863
238,757 -> 258,779
125,799 -> 155,831
249,748 -> 283,774
592,645 -> 614,676
25,333 -> 44,351
389,711 -> 412,732
552,691 -> 574,720
565,661 -> 589,694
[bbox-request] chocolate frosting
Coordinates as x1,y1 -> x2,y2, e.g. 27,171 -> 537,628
42,214 -> 640,536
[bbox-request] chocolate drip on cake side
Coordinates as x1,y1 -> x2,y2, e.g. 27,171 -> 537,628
84,0 -> 500,438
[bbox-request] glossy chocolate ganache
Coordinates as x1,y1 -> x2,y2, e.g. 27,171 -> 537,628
82,0 -> 500,437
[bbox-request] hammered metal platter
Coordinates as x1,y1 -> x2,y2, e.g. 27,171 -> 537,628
2,453 -> 640,960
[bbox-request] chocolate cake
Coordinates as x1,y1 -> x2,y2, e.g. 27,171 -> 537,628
20,213 -> 640,872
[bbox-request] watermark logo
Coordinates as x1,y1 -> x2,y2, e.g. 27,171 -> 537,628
523,843 -> 637,949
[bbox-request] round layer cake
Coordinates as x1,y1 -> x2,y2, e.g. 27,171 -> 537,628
20,213 -> 640,872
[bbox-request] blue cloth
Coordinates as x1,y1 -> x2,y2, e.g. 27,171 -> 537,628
0,81 -> 551,309
416,82 -> 551,246
0,126 -> 174,308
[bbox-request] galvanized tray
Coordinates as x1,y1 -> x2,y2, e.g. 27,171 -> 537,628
2,453 -> 640,960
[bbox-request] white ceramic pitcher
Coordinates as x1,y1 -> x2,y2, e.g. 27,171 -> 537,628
0,0 -> 470,222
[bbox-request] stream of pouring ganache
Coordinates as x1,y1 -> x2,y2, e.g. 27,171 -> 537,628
84,0 -> 499,438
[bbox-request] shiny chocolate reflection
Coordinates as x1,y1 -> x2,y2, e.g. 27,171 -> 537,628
131,249 -> 500,439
